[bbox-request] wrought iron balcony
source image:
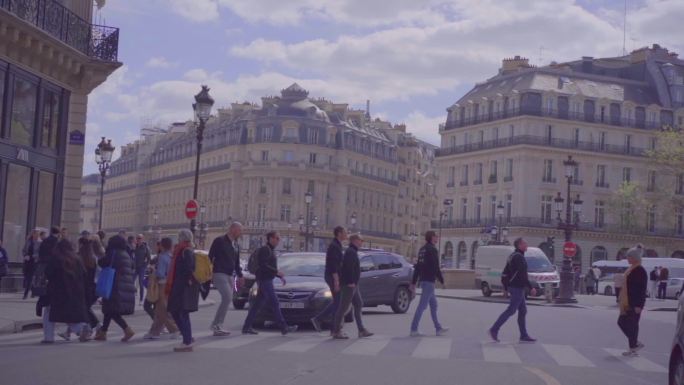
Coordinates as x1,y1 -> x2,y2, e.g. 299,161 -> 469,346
1,0 -> 119,62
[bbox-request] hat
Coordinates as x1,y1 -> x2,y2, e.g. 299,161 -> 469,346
349,233 -> 364,242
625,244 -> 643,261
80,230 -> 91,237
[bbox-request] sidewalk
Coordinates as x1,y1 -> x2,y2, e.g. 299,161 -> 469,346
428,288 -> 679,311
0,293 -> 215,335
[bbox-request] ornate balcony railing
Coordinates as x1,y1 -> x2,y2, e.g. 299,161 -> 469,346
1,0 -> 119,62
443,107 -> 665,131
435,135 -> 648,158
350,169 -> 399,186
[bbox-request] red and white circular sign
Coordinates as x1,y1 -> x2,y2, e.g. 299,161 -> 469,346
185,199 -> 199,220
563,241 -> 577,257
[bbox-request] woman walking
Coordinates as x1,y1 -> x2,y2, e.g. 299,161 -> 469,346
166,229 -> 199,352
94,235 -> 136,342
81,236 -> 104,334
144,237 -> 179,340
22,230 -> 40,299
617,244 -> 648,357
46,239 -> 90,342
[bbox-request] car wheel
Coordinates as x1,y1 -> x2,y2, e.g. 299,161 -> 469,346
232,299 -> 246,310
481,282 -> 492,297
391,286 -> 411,314
670,348 -> 684,385
604,286 -> 613,296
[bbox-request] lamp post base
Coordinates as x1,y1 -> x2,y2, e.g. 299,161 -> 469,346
554,256 -> 577,304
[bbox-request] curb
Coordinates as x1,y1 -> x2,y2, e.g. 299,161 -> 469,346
433,294 -> 587,309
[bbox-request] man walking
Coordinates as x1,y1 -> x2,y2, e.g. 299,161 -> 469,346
332,234 -> 373,340
649,267 -> 659,299
658,266 -> 669,300
489,238 -> 537,343
310,226 -> 346,333
242,231 -> 297,335
133,234 -> 151,304
409,230 -> 449,337
209,222 -> 244,336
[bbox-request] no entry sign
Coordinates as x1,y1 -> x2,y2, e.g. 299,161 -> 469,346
185,199 -> 199,220
563,241 -> 577,258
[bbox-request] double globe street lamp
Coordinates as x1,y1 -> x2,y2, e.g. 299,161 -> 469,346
300,191 -> 317,251
95,137 -> 115,231
190,85 -> 214,235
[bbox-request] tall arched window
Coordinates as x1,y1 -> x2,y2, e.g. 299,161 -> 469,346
590,246 -> 607,264
470,241 -> 479,270
443,241 -> 454,268
457,241 -> 467,268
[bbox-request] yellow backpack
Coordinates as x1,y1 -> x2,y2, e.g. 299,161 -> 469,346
193,250 -> 213,284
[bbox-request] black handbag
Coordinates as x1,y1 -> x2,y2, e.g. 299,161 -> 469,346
182,281 -> 200,313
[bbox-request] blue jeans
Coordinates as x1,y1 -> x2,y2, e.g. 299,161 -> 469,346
491,286 -> 529,338
42,306 -> 55,342
136,267 -> 145,303
243,279 -> 287,331
313,278 -> 339,323
410,281 -> 442,332
171,311 -> 192,345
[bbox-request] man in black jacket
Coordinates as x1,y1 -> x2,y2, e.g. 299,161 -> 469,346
310,226 -> 347,333
409,231 -> 448,337
242,231 -> 297,335
133,234 -> 151,304
332,234 -> 373,340
489,238 -> 537,343
37,226 -> 60,343
209,222 -> 244,336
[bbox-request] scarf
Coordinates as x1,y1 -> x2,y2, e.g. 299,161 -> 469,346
618,262 -> 639,315
165,241 -> 190,297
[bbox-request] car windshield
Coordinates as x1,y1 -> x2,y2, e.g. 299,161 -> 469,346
278,254 -> 325,277
670,268 -> 684,278
526,256 -> 554,272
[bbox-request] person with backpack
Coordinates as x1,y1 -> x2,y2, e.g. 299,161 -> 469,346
144,237 -> 179,340
242,231 -> 298,336
585,268 -> 596,295
208,222 -> 244,337
331,233 -> 373,340
649,267 -> 659,299
166,229 -> 200,352
489,238 -> 537,343
658,266 -> 669,300
409,230 -> 449,337
36,226 -> 60,343
310,226 -> 347,333
94,235 -> 136,342
22,230 -> 40,299
133,234 -> 152,304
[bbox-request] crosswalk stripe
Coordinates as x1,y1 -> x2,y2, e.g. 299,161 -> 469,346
604,348 -> 667,373
270,337 -> 326,353
202,333 -> 277,349
412,338 -> 452,359
342,335 -> 391,356
542,344 -> 594,367
0,333 -> 41,344
482,343 -> 522,364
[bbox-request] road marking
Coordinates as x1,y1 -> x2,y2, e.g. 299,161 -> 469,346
524,367 -> 562,385
482,343 -> 522,363
0,332 -> 42,343
270,337 -> 326,353
342,335 -> 391,356
604,348 -> 667,373
412,338 -> 452,359
202,333 -> 274,349
542,344 -> 594,367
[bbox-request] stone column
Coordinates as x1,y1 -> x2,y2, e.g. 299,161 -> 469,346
61,92 -> 88,235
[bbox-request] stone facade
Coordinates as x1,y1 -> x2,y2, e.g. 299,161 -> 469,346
80,173 -> 100,233
103,84 -> 438,257
436,45 -> 684,272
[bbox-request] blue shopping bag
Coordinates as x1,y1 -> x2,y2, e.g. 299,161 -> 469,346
96,253 -> 116,299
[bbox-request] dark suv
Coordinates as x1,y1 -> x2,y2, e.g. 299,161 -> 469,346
247,250 -> 414,327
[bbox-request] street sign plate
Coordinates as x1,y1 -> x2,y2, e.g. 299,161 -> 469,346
563,241 -> 577,257
185,199 -> 199,220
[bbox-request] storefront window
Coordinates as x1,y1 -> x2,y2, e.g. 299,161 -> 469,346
36,171 -> 55,229
41,90 -> 60,149
2,164 -> 31,263
10,77 -> 37,146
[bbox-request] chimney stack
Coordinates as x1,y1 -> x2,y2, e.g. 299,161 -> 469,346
500,56 -> 531,74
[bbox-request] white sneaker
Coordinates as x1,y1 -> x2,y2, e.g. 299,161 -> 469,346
211,325 -> 231,337
143,333 -> 160,340
622,349 -> 638,357
436,327 -> 450,336
169,332 -> 180,340
410,331 -> 425,337
635,342 -> 645,351
57,332 -> 71,341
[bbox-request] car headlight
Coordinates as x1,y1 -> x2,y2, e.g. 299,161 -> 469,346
315,289 -> 332,298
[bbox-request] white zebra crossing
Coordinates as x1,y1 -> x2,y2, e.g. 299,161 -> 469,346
542,344 -> 595,367
0,331 -> 669,374
604,348 -> 667,373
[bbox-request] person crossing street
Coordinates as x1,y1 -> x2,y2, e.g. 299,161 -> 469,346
409,231 -> 449,337
310,226 -> 346,333
208,222 -> 244,337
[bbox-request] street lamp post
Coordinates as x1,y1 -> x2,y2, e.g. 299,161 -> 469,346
554,155 -> 583,304
198,204 -> 208,249
438,199 -> 454,267
190,85 -> 214,235
303,192 -> 313,251
350,212 -> 357,233
496,201 -> 505,244
152,210 -> 160,243
95,137 -> 114,231
286,222 -> 293,251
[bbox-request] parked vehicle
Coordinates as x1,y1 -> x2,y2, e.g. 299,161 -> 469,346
247,251 -> 414,326
232,261 -> 254,310
594,259 -> 684,297
668,291 -> 684,384
475,245 -> 559,297
594,261 -> 629,296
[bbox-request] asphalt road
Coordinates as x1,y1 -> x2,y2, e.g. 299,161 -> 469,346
0,292 -> 674,385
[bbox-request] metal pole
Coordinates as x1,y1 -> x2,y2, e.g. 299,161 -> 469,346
191,119 -> 205,235
98,166 -> 105,230
555,172 -> 577,304
438,212 -> 443,266
305,202 -> 310,252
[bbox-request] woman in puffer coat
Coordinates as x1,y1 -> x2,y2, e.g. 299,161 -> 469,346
94,235 -> 136,342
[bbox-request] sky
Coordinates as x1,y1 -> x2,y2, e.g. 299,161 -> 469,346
83,0 -> 684,175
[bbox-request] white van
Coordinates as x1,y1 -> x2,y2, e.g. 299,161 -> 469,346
475,245 -> 560,297
593,258 -> 684,297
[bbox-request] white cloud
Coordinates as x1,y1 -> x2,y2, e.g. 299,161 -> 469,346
167,0 -> 219,22
145,56 -> 176,69
401,111 -> 444,145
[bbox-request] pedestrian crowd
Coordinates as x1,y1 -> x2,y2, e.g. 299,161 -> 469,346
12,222 -> 648,357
